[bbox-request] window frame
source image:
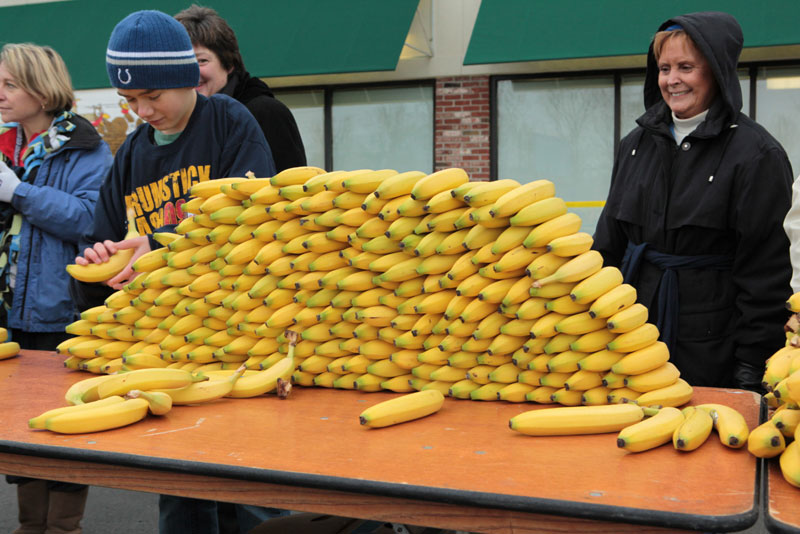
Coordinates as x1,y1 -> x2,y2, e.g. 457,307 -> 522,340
489,59 -> 800,179
272,79 -> 437,172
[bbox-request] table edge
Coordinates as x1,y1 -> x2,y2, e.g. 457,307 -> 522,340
0,439 -> 758,532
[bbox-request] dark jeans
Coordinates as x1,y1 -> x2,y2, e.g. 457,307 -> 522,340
10,328 -> 71,351
159,495 -> 288,534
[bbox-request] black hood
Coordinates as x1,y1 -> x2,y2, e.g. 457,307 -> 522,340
222,71 -> 275,102
643,11 -> 743,120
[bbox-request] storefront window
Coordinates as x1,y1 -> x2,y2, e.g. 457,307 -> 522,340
757,66 -> 800,175
332,85 -> 433,173
274,90 -> 325,170
497,77 -> 615,233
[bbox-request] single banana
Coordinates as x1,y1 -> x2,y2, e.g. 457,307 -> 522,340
509,403 -> 644,435
787,292 -> 800,313
606,303 -> 649,333
29,396 -> 127,429
0,341 -> 20,361
672,406 -> 713,451
607,323 -> 660,353
359,389 -> 445,428
66,209 -> 139,283
226,331 -> 298,397
747,420 -> 786,458
633,378 -> 693,408
410,168 -> 469,201
532,250 -> 603,287
617,406 -> 683,453
489,180 -> 555,218
623,362 -> 680,392
780,440 -> 800,488
546,232 -> 594,258
44,397 -> 149,434
697,403 -> 750,448
611,341 -> 670,376
96,368 -> 198,399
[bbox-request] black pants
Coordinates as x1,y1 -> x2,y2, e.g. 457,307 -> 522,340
7,328 -> 84,490
10,328 -> 71,351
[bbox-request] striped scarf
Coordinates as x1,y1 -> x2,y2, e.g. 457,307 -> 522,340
0,111 -> 75,315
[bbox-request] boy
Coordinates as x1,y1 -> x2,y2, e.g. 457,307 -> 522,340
70,10 -> 278,533
72,9 -> 275,307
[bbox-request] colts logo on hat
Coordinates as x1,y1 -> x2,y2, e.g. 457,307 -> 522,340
118,68 -> 132,85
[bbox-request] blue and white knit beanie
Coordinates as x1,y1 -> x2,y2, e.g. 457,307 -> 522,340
106,10 -> 199,89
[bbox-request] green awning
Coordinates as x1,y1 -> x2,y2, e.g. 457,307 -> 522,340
464,0 -> 800,66
0,0 -> 419,90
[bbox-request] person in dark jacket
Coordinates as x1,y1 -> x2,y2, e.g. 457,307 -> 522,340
0,42 -> 112,534
175,4 -> 307,173
594,11 -> 793,391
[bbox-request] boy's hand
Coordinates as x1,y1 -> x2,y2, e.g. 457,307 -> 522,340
74,236 -> 151,289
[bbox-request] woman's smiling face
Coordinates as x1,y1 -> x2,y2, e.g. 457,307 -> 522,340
657,35 -> 718,119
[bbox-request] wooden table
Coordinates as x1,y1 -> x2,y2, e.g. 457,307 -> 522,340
0,351 -> 761,533
764,442 -> 800,533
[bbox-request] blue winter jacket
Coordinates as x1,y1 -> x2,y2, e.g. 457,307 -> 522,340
7,114 -> 111,332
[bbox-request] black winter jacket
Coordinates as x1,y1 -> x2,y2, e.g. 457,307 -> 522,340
222,72 -> 307,173
593,12 -> 793,387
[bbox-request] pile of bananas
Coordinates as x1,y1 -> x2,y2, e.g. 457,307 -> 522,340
58,166 -> 692,408
751,293 -> 800,488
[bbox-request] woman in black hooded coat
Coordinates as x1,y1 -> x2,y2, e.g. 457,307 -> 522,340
594,11 -> 793,390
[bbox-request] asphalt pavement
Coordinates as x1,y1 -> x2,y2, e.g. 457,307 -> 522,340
0,482 -> 158,533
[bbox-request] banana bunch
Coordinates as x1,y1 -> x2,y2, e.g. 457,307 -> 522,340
57,165 -> 690,414
752,339 -> 800,488
0,327 -> 19,361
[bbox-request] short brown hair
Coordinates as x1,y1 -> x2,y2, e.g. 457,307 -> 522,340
0,43 -> 74,113
652,30 -> 700,62
175,5 -> 245,75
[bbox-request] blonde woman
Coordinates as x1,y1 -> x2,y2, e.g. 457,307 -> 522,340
0,43 -> 111,534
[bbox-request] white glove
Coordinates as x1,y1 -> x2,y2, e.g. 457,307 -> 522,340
0,160 -> 20,203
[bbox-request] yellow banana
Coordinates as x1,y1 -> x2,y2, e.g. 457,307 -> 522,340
66,209 -> 138,282
554,312 -> 607,335
787,292 -> 800,313
410,168 -> 469,201
489,180 -> 555,218
509,403 -> 644,435
673,406 -> 714,451
546,232 -> 594,257
577,349 -> 624,372
747,420 -> 785,458
44,397 -> 149,434
780,440 -> 800,488
270,166 -> 326,187
359,389 -> 445,428
623,362 -> 680,392
611,341 -> 670,376
606,303 -> 649,333
462,179 -> 519,208
697,403 -> 750,448
568,266 -> 623,305
532,250 -> 603,287
96,368 -> 197,398
508,197 -> 567,227
589,284 -> 638,319
370,171 -> 426,200
0,341 -> 20,360
29,396 -> 127,429
606,323 -> 660,353
617,406 -> 683,453
632,378 -> 693,408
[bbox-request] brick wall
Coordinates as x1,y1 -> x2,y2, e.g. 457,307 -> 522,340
434,75 -> 491,181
